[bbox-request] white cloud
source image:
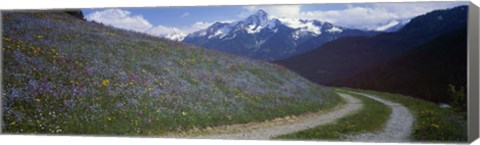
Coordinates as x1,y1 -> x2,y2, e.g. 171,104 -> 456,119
299,6 -> 398,30
147,21 -> 213,35
146,25 -> 185,41
146,21 -> 213,39
302,2 -> 467,30
85,9 -> 153,32
370,2 -> 467,18
147,25 -> 182,36
186,21 -> 213,32
85,9 -> 217,40
149,22 -> 214,41
180,12 -> 190,18
145,22 -> 214,40
240,2 -> 467,30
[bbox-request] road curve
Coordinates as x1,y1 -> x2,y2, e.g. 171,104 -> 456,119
345,91 -> 414,142
190,93 -> 362,140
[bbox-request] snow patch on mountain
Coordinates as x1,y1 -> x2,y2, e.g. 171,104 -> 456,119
278,18 -> 322,36
211,27 -> 230,39
373,19 -> 410,32
246,23 -> 263,34
327,26 -> 343,33
223,34 -> 237,40
198,31 -> 207,37
375,20 -> 400,31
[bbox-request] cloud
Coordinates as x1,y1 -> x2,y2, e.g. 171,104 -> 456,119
86,9 -> 216,40
145,22 -> 214,40
240,2 -> 467,30
147,21 -> 213,36
180,12 -> 190,18
185,21 -> 212,32
302,2 -> 467,30
370,2 -> 467,18
85,9 -> 153,32
146,21 -> 214,41
298,6 -> 398,30
147,25 -> 183,36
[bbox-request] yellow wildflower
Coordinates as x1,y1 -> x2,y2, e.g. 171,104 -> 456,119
10,121 -> 16,125
431,123 -> 440,128
35,98 -> 41,102
100,79 -> 110,87
37,35 -> 44,39
3,37 -> 11,42
182,111 -> 187,116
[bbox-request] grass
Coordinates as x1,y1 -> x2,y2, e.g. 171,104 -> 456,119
2,12 -> 343,136
341,88 -> 467,142
274,89 -> 391,140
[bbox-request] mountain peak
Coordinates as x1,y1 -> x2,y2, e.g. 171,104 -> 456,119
245,9 -> 269,22
255,9 -> 268,16
397,5 -> 468,35
242,9 -> 272,30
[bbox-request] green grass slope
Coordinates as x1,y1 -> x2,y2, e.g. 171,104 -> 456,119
1,12 -> 341,135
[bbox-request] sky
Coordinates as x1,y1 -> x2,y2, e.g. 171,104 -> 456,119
82,1 -> 467,39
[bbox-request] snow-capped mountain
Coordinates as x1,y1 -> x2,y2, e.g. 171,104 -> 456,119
183,10 -> 379,61
186,10 -> 282,39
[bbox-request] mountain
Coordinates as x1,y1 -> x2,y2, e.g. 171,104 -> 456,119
183,10 -> 378,61
2,12 -> 338,134
331,27 -> 467,103
276,5 -> 468,102
329,28 -> 467,102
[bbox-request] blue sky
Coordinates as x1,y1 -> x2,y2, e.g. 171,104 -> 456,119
83,6 -> 242,28
82,4 -> 357,27
81,2 -> 467,38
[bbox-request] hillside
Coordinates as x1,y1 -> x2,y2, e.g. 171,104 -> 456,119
331,27 -> 467,103
276,6 -> 468,85
1,12 -> 340,135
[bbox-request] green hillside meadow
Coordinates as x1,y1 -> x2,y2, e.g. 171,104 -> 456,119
1,12 -> 341,135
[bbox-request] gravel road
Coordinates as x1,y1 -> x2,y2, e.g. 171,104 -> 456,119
192,92 -> 362,140
345,91 -> 414,142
